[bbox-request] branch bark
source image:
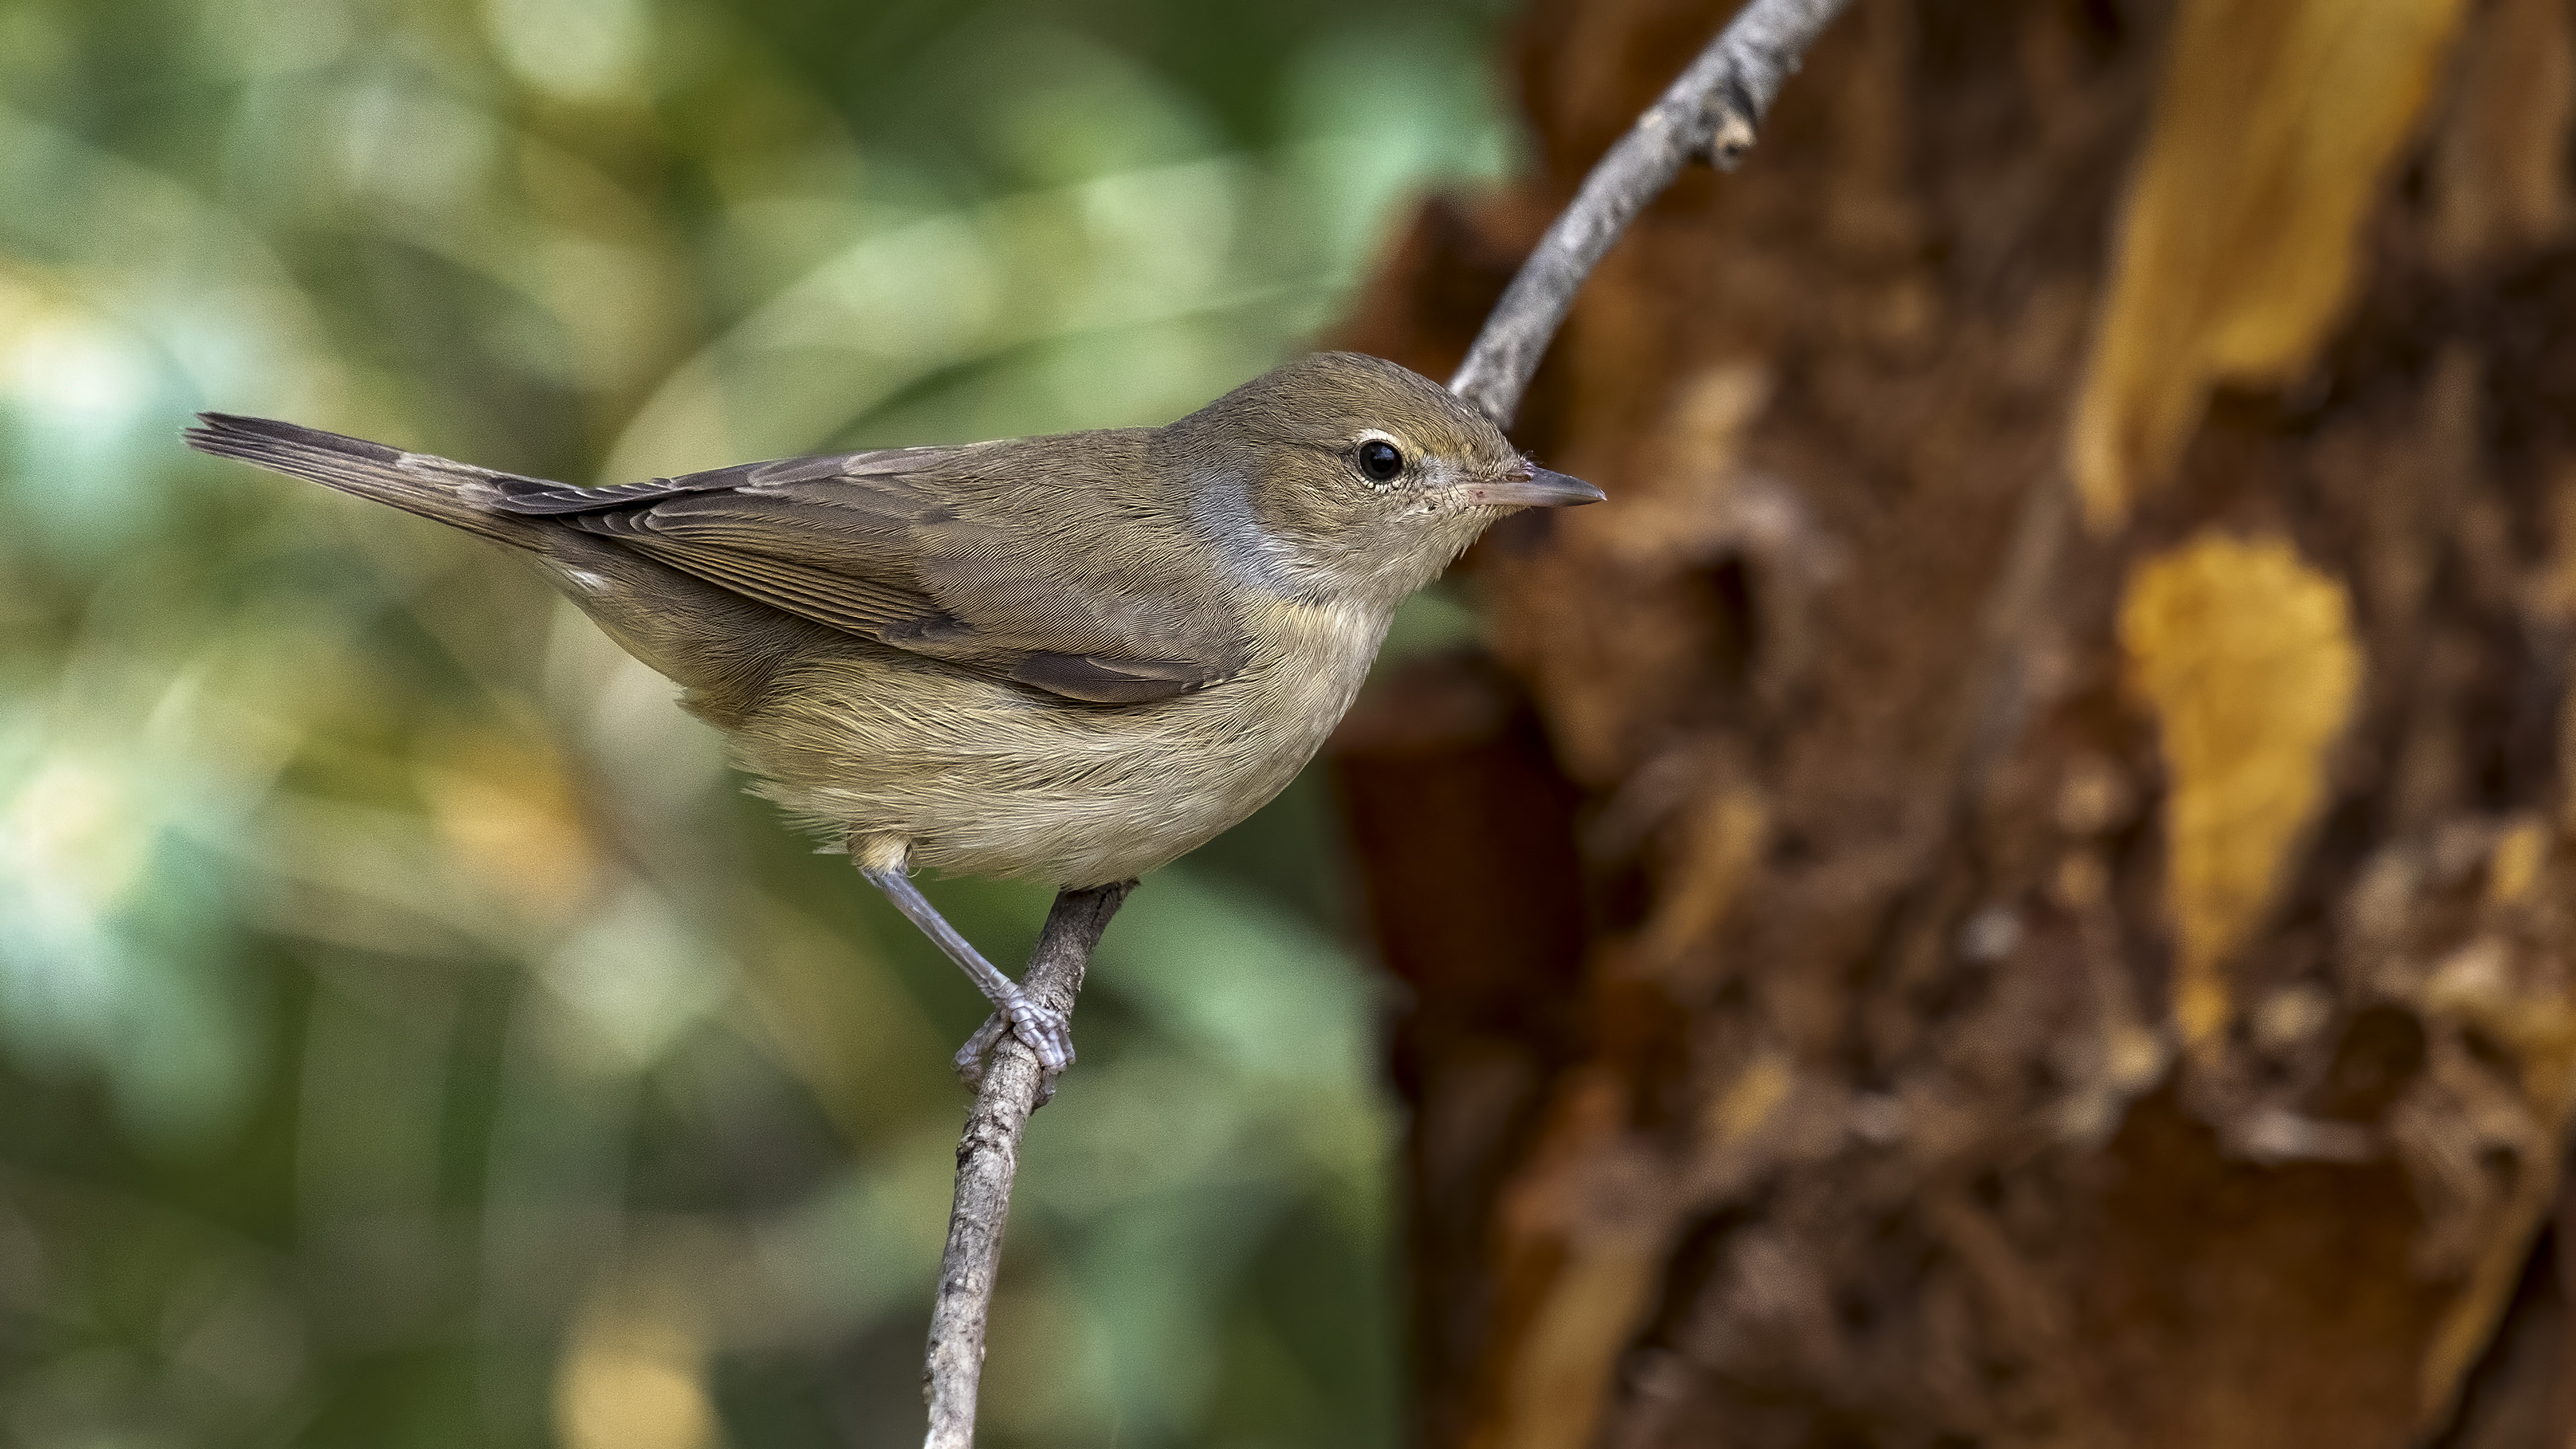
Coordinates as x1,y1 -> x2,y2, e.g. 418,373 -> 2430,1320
1447,0 -> 1855,425
920,880 -> 1132,1449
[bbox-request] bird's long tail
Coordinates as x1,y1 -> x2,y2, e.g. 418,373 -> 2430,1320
182,412 -> 546,547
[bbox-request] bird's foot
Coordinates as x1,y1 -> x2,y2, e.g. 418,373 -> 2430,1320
857,859 -> 1075,1100
953,999 -> 1075,1106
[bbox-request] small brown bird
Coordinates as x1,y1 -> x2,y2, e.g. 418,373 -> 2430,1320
184,352 -> 1599,1079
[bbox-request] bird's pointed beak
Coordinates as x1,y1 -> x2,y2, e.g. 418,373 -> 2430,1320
1460,462 -> 1605,509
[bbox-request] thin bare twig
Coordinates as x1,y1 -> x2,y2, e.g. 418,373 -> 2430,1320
921,880 -> 1131,1449
1448,0 -> 1856,425
915,4 -> 1855,1440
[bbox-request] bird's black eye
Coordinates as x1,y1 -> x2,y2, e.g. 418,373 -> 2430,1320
1357,438 -> 1403,483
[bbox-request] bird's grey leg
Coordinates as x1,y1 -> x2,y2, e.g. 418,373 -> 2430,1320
859,865 -> 1075,1077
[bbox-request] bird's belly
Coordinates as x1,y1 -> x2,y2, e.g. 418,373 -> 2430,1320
898,718 -> 1318,885
733,601 -> 1385,885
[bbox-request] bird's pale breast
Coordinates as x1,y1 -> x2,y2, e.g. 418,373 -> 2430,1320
733,592 -> 1391,887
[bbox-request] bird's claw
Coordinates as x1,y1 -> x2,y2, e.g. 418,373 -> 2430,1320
1012,1000 -> 1075,1073
953,1012 -> 1009,1086
953,1002 -> 1075,1106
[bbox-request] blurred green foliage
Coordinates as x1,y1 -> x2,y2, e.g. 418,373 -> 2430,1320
0,0 -> 1517,1442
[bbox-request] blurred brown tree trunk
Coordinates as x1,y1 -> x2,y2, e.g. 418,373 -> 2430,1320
1332,0 -> 2576,1444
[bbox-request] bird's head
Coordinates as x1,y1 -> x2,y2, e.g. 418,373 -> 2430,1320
1161,352 -> 1601,605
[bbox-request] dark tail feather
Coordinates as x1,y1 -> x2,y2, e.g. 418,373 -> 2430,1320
182,412 -> 545,547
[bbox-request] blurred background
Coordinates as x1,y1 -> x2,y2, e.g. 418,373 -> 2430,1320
0,0 -> 1523,1442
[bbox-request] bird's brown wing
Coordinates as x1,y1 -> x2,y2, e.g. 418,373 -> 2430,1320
484,439 -> 1252,704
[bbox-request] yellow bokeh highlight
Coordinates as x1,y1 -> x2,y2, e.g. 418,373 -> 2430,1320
2120,533 -> 2363,1044
554,1285 -> 725,1449
2070,0 -> 2471,529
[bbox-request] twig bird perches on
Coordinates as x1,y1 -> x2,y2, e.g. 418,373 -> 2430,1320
1447,0 -> 1855,427
925,0 -> 1849,1440
921,882 -> 1127,1449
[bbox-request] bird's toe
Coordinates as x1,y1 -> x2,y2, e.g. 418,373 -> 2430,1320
952,1011 -> 1010,1087
1012,1003 -> 1075,1074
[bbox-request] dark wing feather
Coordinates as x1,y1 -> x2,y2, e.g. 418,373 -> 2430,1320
1006,651 -> 1222,704
486,436 -> 1251,704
